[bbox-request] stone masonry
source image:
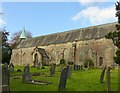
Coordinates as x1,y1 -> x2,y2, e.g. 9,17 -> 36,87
10,22 -> 117,67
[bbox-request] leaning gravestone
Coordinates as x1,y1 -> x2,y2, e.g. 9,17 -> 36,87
106,67 -> 111,92
50,63 -> 56,76
9,63 -> 14,72
100,66 -> 106,83
2,64 -> 10,92
37,62 -> 40,69
58,67 -> 68,91
67,66 -> 72,78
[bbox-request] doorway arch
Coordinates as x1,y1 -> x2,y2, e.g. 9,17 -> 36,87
34,53 -> 38,66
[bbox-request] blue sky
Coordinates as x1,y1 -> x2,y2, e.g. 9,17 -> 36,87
1,0 -> 117,40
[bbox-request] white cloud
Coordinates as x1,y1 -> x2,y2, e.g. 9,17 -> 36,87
72,6 -> 117,25
0,19 -> 5,24
0,16 -> 6,27
79,0 -> 115,6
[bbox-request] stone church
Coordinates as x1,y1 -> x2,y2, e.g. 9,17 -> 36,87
10,22 -> 117,67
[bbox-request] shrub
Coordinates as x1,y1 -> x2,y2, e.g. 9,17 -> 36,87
41,66 -> 45,69
60,59 -> 66,65
84,59 -> 94,68
68,61 -> 74,65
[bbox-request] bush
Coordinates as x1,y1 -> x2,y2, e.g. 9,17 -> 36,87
60,59 -> 66,64
68,61 -> 74,65
41,66 -> 45,69
84,59 -> 94,68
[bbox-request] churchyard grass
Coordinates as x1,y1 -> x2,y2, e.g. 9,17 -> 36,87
10,66 -> 118,91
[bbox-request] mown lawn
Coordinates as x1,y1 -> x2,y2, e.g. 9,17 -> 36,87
10,66 -> 119,91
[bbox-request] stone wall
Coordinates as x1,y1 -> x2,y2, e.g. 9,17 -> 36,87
10,38 -> 115,67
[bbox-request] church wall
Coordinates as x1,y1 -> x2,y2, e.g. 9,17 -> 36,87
38,42 -> 73,65
76,38 -> 115,67
11,38 -> 115,67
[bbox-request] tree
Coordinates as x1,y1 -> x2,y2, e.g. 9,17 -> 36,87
1,28 -> 12,64
10,29 -> 32,49
105,1 -> 120,67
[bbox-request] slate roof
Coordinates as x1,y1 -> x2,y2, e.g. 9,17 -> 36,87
38,48 -> 49,58
16,22 -> 116,49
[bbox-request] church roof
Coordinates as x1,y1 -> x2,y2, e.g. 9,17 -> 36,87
16,22 -> 116,49
38,48 -> 49,58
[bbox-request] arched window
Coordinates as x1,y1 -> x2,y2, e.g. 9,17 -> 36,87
99,57 -> 103,66
80,50 -> 84,58
50,49 -> 56,61
88,49 -> 93,58
63,48 -> 69,61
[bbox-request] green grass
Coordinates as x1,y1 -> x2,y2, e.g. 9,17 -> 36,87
10,66 -> 119,91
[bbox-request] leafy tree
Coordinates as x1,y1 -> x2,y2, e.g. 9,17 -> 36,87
10,30 -> 32,49
0,29 -> 12,64
105,1 -> 120,67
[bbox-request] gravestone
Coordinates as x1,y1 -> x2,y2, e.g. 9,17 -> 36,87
67,66 -> 72,78
37,62 -> 40,69
22,73 -> 32,83
58,67 -> 68,91
78,65 -> 80,70
74,64 -> 77,70
4,62 -> 8,69
2,64 -> 10,92
24,65 -> 30,74
50,63 -> 56,76
76,65 -> 79,70
9,63 -> 14,72
22,66 -> 32,83
100,66 -> 106,83
81,65 -> 85,70
106,67 -> 111,92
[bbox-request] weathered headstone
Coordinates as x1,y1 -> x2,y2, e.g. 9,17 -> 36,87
100,66 -> 106,83
74,64 -> 77,70
4,62 -> 8,69
24,65 -> 30,74
81,65 -> 84,70
67,66 -> 72,78
2,64 -> 10,92
58,67 -> 68,91
9,63 -> 14,72
22,73 -> 32,83
37,62 -> 40,69
76,65 -> 79,70
50,63 -> 56,76
22,66 -> 32,83
78,65 -> 80,70
106,67 -> 111,92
